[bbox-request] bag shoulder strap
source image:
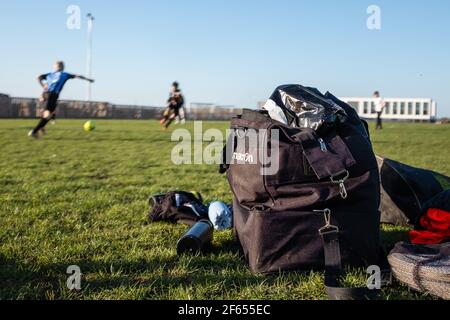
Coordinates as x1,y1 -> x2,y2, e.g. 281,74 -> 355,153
320,216 -> 391,300
321,228 -> 381,300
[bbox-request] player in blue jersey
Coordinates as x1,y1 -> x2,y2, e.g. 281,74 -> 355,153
28,61 -> 94,138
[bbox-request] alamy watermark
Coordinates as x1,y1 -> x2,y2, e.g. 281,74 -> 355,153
367,5 -> 382,30
170,121 -> 280,175
66,265 -> 82,291
66,5 -> 81,30
367,265 -> 391,289
367,265 -> 381,289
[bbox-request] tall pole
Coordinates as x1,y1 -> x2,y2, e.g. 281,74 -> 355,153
86,13 -> 94,101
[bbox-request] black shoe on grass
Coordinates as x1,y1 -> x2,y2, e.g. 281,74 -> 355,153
28,130 -> 39,139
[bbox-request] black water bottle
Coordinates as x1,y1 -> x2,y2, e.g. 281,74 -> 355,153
177,219 -> 213,255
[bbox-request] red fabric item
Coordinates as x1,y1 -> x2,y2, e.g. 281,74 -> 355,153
409,208 -> 450,244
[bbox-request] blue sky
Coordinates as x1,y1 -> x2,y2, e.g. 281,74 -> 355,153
1,0 -> 450,116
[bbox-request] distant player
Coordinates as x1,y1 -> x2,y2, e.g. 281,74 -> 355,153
172,84 -> 187,125
168,82 -> 186,124
160,82 -> 185,129
373,91 -> 385,130
28,61 -> 94,138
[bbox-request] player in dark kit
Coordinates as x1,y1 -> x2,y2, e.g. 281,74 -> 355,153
160,82 -> 185,129
28,61 -> 95,138
160,90 -> 184,129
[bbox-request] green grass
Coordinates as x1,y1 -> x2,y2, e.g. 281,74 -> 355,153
0,119 -> 449,300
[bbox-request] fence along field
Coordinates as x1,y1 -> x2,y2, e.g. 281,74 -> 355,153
0,94 -> 241,120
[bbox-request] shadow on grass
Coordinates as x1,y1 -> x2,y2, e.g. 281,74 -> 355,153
209,237 -> 241,254
380,224 -> 410,252
1,226 -> 428,300
0,252 -> 268,299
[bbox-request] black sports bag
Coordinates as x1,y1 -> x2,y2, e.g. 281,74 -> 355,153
221,85 -> 387,299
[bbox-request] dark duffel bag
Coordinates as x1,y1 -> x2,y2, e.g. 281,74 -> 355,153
377,156 -> 450,226
221,85 -> 385,299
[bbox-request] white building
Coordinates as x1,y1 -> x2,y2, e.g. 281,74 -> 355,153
340,97 -> 437,121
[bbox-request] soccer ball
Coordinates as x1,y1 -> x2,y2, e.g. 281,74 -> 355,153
83,120 -> 96,132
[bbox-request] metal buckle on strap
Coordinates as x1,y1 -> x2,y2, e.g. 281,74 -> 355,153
315,209 -> 339,235
330,170 -> 350,200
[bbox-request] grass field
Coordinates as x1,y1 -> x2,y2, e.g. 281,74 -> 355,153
1,119 -> 449,300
